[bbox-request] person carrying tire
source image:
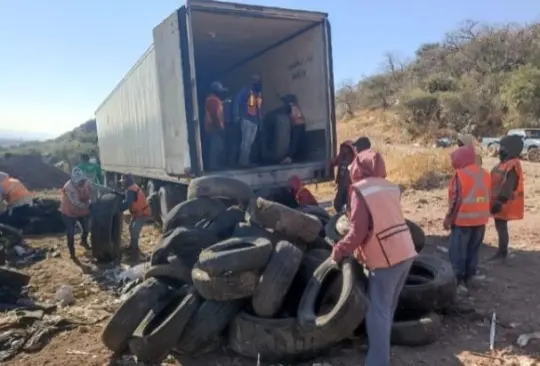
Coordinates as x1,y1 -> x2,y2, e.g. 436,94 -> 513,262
204,81 -> 228,171
487,135 -> 524,264
457,134 -> 483,167
280,94 -> 306,165
287,175 -> 318,207
59,167 -> 92,260
330,148 -> 417,366
0,171 -> 33,230
119,174 -> 151,258
443,145 -> 490,293
234,74 -> 263,167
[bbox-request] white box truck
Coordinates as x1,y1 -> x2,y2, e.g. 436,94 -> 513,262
95,0 -> 336,213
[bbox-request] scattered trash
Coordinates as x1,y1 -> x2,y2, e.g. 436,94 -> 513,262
54,285 -> 75,306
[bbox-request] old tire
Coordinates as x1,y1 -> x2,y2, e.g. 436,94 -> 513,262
206,207 -> 245,240
232,222 -> 287,245
176,300 -> 243,354
91,193 -> 123,263
405,219 -> 425,253
252,241 -> 303,317
247,197 -> 322,243
197,237 -> 273,276
325,212 -> 347,244
399,254 -> 457,311
297,205 -> 330,227
186,176 -> 254,208
391,310 -> 441,346
145,256 -> 192,285
192,265 -> 259,301
146,192 -> 162,225
527,147 -> 540,162
128,286 -> 200,364
0,266 -> 30,289
271,113 -> 291,162
150,227 -> 218,268
101,278 -> 171,353
298,257 -> 367,331
162,197 -> 227,233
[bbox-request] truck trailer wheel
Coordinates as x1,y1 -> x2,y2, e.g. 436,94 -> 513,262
159,186 -> 186,223
91,193 -> 123,263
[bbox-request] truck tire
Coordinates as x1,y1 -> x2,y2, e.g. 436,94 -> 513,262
391,310 -> 441,347
271,113 -> 291,162
405,219 -> 426,253
247,197 -> 322,243
232,222 -> 287,245
192,264 -> 259,301
527,147 -> 540,162
163,197 -> 227,233
128,286 -> 200,364
159,186 -> 183,223
101,278 -> 171,353
186,176 -> 255,208
90,193 -> 123,263
146,180 -> 158,196
324,212 -> 346,244
0,266 -> 30,289
298,257 -> 367,330
197,237 -> 273,276
297,205 -> 331,227
252,241 -> 303,317
146,192 -> 162,225
399,254 -> 457,311
176,299 -> 243,354
206,207 -> 245,240
145,256 -> 192,285
150,227 -> 218,268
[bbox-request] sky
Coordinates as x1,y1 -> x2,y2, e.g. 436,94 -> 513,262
0,0 -> 538,137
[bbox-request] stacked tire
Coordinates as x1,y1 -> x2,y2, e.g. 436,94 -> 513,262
100,176 -> 456,364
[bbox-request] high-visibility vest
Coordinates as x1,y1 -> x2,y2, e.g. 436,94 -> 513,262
59,181 -> 91,218
450,165 -> 491,226
127,184 -> 151,218
204,94 -> 224,132
247,90 -> 262,117
490,159 -> 524,221
1,177 -> 32,205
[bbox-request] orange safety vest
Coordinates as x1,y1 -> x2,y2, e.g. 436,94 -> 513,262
204,94 -> 224,132
247,90 -> 263,117
59,180 -> 91,218
490,159 -> 524,221
449,165 -> 491,226
128,184 -> 151,218
1,177 -> 32,205
352,178 -> 417,270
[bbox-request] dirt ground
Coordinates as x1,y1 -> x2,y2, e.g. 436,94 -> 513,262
4,130 -> 540,365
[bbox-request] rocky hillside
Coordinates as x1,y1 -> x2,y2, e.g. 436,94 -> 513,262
0,119 -> 98,166
336,20 -> 540,139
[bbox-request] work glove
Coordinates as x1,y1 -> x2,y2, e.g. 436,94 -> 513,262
491,202 -> 502,214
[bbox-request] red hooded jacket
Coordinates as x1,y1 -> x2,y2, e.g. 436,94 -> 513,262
332,149 -> 387,262
288,175 -> 318,207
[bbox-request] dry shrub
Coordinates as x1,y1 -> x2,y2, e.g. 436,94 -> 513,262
381,147 -> 454,190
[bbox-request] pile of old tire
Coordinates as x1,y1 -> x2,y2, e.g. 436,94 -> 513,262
101,175 -> 369,364
325,211 -> 457,347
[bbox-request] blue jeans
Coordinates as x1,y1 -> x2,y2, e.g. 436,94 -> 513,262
365,258 -> 414,366
129,217 -> 148,250
239,119 -> 258,166
449,225 -> 485,283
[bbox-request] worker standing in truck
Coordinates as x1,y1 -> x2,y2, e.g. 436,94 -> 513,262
234,74 -> 263,167
204,81 -> 228,170
76,153 -> 104,202
0,171 -> 33,230
119,173 -> 151,259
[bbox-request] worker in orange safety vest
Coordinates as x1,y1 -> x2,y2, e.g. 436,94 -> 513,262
0,171 -> 33,230
331,149 -> 417,366
59,167 -> 92,260
487,135 -> 524,263
119,173 -> 151,258
444,145 -> 490,293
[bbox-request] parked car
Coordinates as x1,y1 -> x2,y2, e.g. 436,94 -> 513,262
481,128 -> 540,161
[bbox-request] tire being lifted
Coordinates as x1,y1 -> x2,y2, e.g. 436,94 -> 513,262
90,193 -> 123,263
